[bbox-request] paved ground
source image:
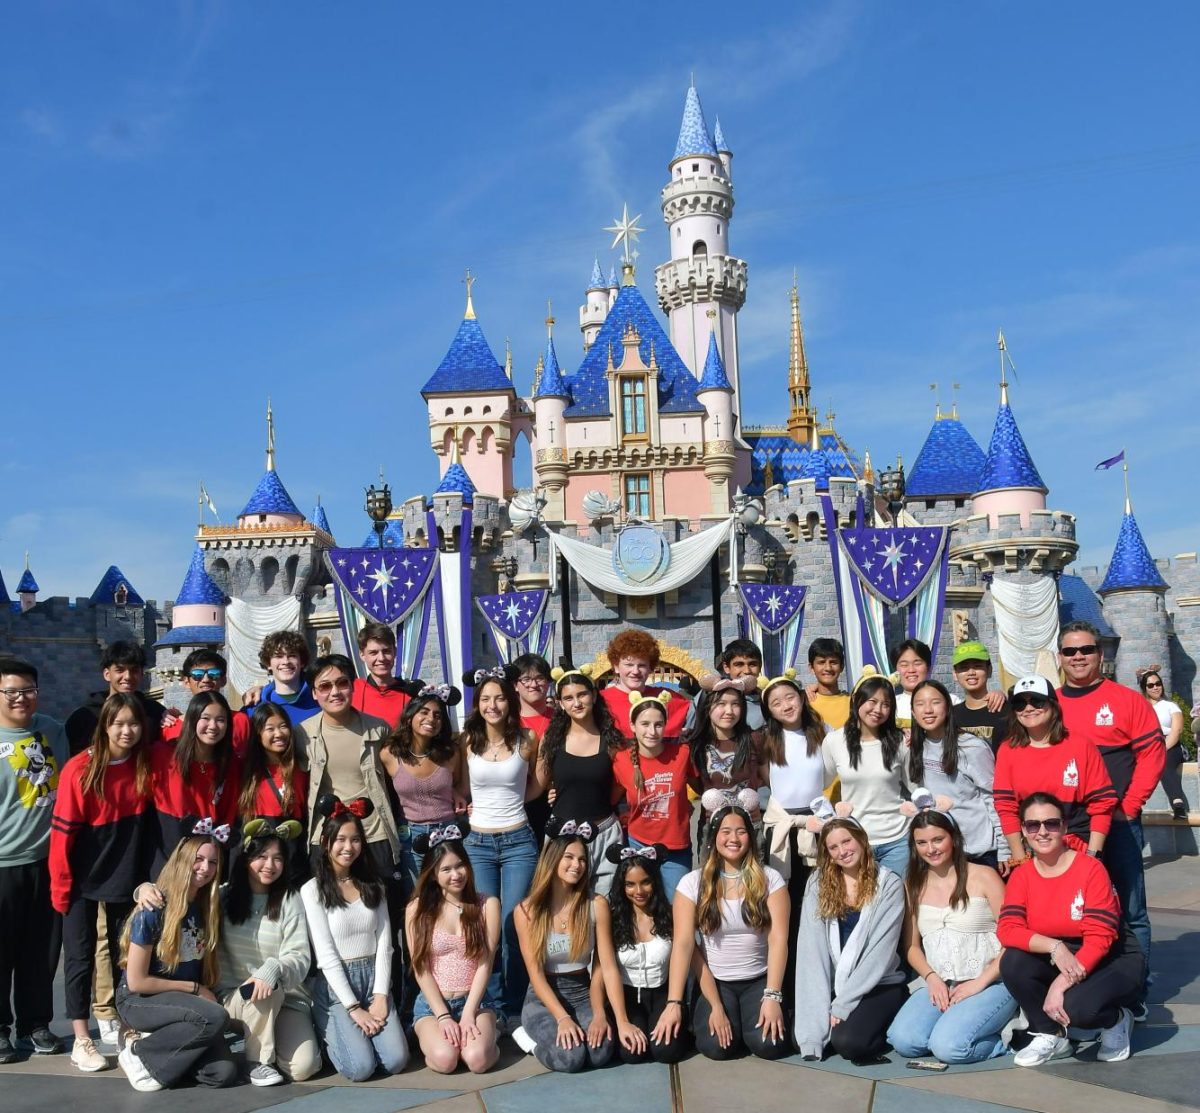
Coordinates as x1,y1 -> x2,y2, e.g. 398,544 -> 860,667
7,852 -> 1198,1113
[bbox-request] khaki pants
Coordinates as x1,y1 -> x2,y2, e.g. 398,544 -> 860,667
223,987 -> 321,1080
92,905 -> 117,1022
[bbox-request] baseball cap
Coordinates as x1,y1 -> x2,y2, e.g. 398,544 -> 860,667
1010,675 -> 1053,699
952,641 -> 991,667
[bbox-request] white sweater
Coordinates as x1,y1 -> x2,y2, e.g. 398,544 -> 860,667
300,878 -> 392,1009
821,729 -> 909,845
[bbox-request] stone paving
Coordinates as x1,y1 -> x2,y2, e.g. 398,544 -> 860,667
6,852 -> 1198,1113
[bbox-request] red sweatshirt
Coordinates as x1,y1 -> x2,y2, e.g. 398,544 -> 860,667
998,852 -> 1121,972
612,741 -> 697,850
352,677 -> 410,729
49,751 -> 153,912
601,685 -> 690,741
1058,679 -> 1165,818
242,765 -> 309,822
149,742 -> 240,871
993,736 -> 1117,850
161,712 -> 250,756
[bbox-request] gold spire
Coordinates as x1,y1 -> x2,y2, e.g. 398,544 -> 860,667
786,274 -> 816,442
463,268 -> 476,320
546,299 -> 555,337
266,397 -> 276,471
449,426 -> 462,465
863,449 -> 875,484
532,353 -> 544,395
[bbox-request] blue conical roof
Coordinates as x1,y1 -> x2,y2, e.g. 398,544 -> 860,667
0,566 -> 8,605
607,265 -> 618,289
908,417 -> 987,497
16,568 -> 39,593
713,116 -> 729,152
175,546 -> 225,606
588,258 -> 605,290
89,565 -> 145,606
534,335 -> 570,400
421,313 -> 510,395
698,330 -> 732,391
673,85 -> 718,161
1099,510 -> 1167,593
239,469 -> 302,518
361,519 -> 405,549
435,462 -> 476,503
799,446 -> 831,490
977,403 -> 1046,494
312,502 -> 332,536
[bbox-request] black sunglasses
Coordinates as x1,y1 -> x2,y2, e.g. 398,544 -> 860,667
1022,818 -> 1064,834
1060,644 -> 1099,658
1012,695 -> 1050,712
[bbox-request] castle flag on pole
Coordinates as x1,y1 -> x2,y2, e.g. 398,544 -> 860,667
1095,450 -> 1125,470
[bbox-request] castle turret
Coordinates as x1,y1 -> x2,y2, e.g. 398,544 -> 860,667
16,558 -> 38,614
160,546 -> 226,645
532,310 -> 571,520
713,116 -> 732,179
1097,492 -> 1170,691
579,258 -> 609,352
311,499 -> 333,540
0,563 -> 9,607
238,400 -> 305,529
607,265 -> 619,311
655,83 -> 747,412
697,314 -> 735,513
89,566 -> 144,608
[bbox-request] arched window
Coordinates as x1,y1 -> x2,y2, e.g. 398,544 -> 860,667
260,556 -> 279,595
692,240 -> 708,260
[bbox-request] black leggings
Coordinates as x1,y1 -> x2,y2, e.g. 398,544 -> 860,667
616,983 -> 690,1064
1160,745 -> 1188,810
1000,933 -> 1145,1034
783,844 -> 811,1013
827,980 -> 909,1062
692,975 -> 791,1061
63,898 -> 131,1021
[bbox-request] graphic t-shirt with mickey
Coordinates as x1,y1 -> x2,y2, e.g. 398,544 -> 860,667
128,901 -> 207,984
0,713 -> 68,868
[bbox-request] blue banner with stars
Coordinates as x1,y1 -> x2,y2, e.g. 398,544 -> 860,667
738,583 -> 808,673
329,548 -> 438,625
836,526 -> 947,608
475,590 -> 554,663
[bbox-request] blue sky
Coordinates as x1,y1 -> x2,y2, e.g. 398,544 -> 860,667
2,1 -> 1197,604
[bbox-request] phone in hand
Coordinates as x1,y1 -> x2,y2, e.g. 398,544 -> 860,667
239,982 -> 254,1001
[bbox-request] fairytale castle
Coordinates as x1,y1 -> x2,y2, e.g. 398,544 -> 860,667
2,86 -> 1196,846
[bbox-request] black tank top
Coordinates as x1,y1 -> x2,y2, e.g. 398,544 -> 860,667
550,745 -> 613,823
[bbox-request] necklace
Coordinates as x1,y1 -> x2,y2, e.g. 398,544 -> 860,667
720,870 -> 743,880
445,898 -> 465,915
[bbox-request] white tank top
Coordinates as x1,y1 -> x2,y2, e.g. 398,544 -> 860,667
467,747 -> 529,830
767,729 -> 827,808
617,935 -> 672,989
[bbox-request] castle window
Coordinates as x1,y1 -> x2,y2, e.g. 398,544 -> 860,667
620,376 -> 648,440
623,473 -> 651,518
692,163 -> 699,172
692,240 -> 708,260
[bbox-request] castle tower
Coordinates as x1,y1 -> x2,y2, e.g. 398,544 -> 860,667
607,265 -> 619,311
907,407 -> 986,503
1097,492 -> 1170,691
713,116 -> 732,179
311,499 -> 334,540
785,277 -> 816,444
697,313 -> 735,514
655,84 -> 748,412
579,258 -> 610,352
89,566 -> 143,608
16,556 -> 38,614
421,274 -> 516,498
532,310 -> 571,520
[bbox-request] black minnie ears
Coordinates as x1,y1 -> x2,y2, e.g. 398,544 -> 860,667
399,678 -> 463,707
462,664 -> 520,688
545,817 -> 598,844
315,793 -> 375,821
412,820 -> 471,856
605,842 -> 668,866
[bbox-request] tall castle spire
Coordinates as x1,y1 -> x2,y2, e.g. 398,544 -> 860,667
785,273 -> 815,442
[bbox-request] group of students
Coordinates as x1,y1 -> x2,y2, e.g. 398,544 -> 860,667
0,614 -> 1169,1089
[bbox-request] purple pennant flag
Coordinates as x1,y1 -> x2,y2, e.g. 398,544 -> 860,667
328,547 -> 438,625
739,583 -> 807,635
1094,450 -> 1125,471
837,526 -> 947,607
476,590 -> 548,642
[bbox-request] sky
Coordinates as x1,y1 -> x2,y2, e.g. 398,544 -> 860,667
2,1 -> 1198,605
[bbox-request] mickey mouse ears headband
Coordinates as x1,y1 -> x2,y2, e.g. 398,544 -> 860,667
605,842 -> 667,866
551,662 -> 595,689
413,820 -> 471,856
851,664 -> 899,696
315,794 -> 375,821
189,816 -> 231,844
545,817 -> 598,844
810,795 -> 865,833
462,664 -> 519,688
242,818 -> 303,849
909,788 -> 960,830
399,678 -> 463,707
758,668 -> 803,700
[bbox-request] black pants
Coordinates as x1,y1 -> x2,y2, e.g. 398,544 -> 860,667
367,840 -> 407,1008
1000,933 -> 1145,1034
0,859 -> 58,1036
63,897 -> 132,1021
1160,745 -> 1188,810
828,980 -> 909,1062
616,983 -> 690,1064
692,974 -> 791,1061
783,841 -> 812,1014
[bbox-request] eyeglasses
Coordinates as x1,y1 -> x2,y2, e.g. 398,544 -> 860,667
1022,818 -> 1064,834
1012,696 -> 1050,712
314,678 -> 353,694
188,668 -> 225,681
516,675 -> 548,687
1060,644 -> 1099,658
0,686 -> 38,702
1144,680 -> 1163,689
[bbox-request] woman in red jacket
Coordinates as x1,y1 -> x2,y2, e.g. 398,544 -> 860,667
50,693 -> 154,1072
993,676 -> 1117,870
998,792 -> 1145,1067
237,703 -> 308,824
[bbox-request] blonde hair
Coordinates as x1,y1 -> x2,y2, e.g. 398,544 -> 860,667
695,807 -> 771,936
120,835 -> 222,987
815,819 -> 878,921
521,838 -> 591,968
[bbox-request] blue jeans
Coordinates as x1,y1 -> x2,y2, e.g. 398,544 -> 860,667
398,819 -> 458,896
1102,816 -> 1150,999
627,836 -> 692,902
464,823 -> 539,1019
887,982 -> 1017,1063
873,837 -> 911,878
311,957 -> 409,1082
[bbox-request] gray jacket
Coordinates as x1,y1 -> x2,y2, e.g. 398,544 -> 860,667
792,866 -> 906,1058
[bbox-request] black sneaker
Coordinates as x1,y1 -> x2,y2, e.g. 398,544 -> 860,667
1130,1002 -> 1149,1024
28,1028 -> 63,1055
0,1028 -> 17,1064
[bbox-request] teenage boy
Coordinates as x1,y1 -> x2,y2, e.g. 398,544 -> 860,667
242,631 -> 319,726
950,641 -> 1009,753
351,622 -> 410,728
160,649 -> 250,750
805,637 -> 850,729
0,657 -> 66,1061
64,641 -> 165,757
686,638 -> 764,731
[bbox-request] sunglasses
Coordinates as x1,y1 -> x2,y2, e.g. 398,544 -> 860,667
1144,680 -> 1163,689
1012,696 -> 1050,712
1060,644 -> 1099,658
189,668 -> 225,681
315,678 -> 353,694
1022,818 -> 1064,834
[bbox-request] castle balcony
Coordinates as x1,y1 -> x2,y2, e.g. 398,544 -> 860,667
655,255 -> 747,311
660,174 -> 733,222
949,508 -> 1078,574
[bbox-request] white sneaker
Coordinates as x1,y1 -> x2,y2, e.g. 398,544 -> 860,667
96,1018 -> 121,1048
249,1063 -> 286,1086
1098,1008 -> 1133,1063
1013,1032 -> 1072,1067
118,1042 -> 163,1092
511,1025 -> 537,1054
70,1037 -> 108,1072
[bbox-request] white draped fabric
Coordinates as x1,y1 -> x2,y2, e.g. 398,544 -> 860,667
547,518 -> 736,597
437,549 -> 466,730
989,575 -> 1060,683
225,596 -> 303,696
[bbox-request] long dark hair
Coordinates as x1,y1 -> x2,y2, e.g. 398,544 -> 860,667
461,678 -> 525,755
225,832 -> 292,924
606,847 -> 673,950
83,693 -> 151,801
844,677 -> 903,771
313,812 -> 384,910
1003,689 -> 1067,748
389,694 -> 457,765
408,838 -> 487,977
905,810 -> 969,912
540,672 -> 624,772
688,686 -> 756,783
174,691 -> 234,785
907,679 -> 960,783
238,703 -> 300,819
760,678 -> 826,764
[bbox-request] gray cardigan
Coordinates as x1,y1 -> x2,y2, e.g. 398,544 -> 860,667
792,866 -> 906,1058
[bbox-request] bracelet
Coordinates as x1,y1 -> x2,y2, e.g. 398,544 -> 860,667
762,988 -> 784,1004
347,1003 -> 363,1013
437,1012 -> 452,1021
666,999 -> 684,1008
192,981 -> 199,995
1048,942 -> 1062,966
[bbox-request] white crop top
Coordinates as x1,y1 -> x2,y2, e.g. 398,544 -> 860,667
617,935 -> 672,989
676,867 -> 785,981
467,747 -> 529,830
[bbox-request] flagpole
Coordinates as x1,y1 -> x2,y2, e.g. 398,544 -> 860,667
198,482 -> 204,529
1122,447 -> 1131,514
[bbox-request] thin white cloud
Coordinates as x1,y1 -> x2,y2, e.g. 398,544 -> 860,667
19,106 -> 62,142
